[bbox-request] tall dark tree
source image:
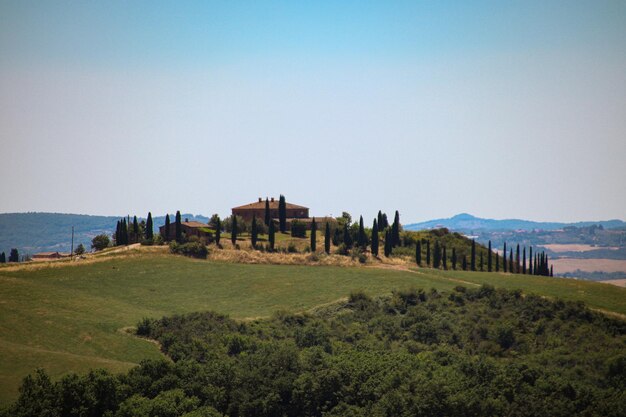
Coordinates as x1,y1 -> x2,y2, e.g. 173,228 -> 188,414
433,241 -> 441,268
384,230 -> 392,257
442,246 -> 447,270
377,211 -> 383,229
278,195 -> 287,233
470,239 -> 476,271
495,253 -> 500,272
146,212 -> 153,240
487,241 -> 492,272
251,215 -> 258,248
462,255 -> 468,271
175,211 -> 182,243
516,244 -> 520,274
529,247 -> 533,275
268,220 -> 275,251
503,242 -> 507,273
324,222 -> 331,254
550,265 -> 554,277
509,248 -> 514,273
480,252 -> 484,271
357,216 -> 366,248
381,213 -> 389,229
391,211 -> 400,247
310,218 -> 317,252
9,248 -> 19,262
231,215 -> 238,246
121,218 -> 128,245
0,252 -> 5,263
371,219 -> 379,257
164,214 -> 171,241
343,222 -> 353,248
451,247 -> 457,270
133,216 -> 139,243
426,240 -> 431,266
522,247 -> 526,274
415,240 -> 421,266
264,198 -> 271,226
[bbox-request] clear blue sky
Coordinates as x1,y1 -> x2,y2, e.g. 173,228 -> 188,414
1,1 -> 625,222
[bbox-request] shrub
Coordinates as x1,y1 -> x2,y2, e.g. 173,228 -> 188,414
287,243 -> 298,253
335,243 -> 349,256
169,241 -> 208,259
291,220 -> 307,238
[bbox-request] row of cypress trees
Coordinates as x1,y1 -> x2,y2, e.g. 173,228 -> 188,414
115,212 -> 155,246
0,249 -> 19,263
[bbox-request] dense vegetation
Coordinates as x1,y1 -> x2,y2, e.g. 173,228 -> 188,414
5,286 -> 625,417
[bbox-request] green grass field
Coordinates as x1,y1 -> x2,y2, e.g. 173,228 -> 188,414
0,253 -> 624,405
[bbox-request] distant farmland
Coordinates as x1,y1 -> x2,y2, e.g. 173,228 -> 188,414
550,258 -> 626,275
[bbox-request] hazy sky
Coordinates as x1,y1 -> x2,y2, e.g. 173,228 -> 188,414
1,1 -> 625,223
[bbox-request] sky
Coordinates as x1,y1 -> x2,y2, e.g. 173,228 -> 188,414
1,0 -> 625,223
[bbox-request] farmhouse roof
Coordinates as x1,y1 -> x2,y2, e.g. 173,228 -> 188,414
181,221 -> 208,228
232,199 -> 308,210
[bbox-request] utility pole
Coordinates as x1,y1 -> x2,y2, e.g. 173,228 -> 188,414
71,226 -> 74,261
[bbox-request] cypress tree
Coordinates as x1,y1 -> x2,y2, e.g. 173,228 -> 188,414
146,212 -> 153,240
381,213 -> 389,229
433,241 -> 441,268
415,240 -> 421,266
426,240 -> 431,266
550,265 -> 554,277
462,255 -> 467,271
115,220 -> 120,245
451,247 -> 457,270
0,252 -> 5,263
503,242 -> 507,273
509,248 -> 514,273
164,214 -> 171,241
487,241 -> 492,272
384,230 -> 391,257
516,244 -> 520,274
9,248 -> 19,262
268,220 -> 275,251
371,219 -> 379,257
251,215 -> 258,248
495,253 -> 500,272
278,195 -> 287,233
215,217 -> 221,245
391,211 -> 400,247
175,211 -> 182,243
480,252 -> 484,271
264,198 -> 271,226
377,211 -> 383,229
470,239 -> 476,271
442,246 -> 447,270
121,219 -> 128,245
133,216 -> 139,243
231,215 -> 238,246
343,222 -> 353,248
522,247 -> 526,274
358,216 -> 366,248
529,247 -> 533,275
310,218 -> 317,252
324,222 -> 331,254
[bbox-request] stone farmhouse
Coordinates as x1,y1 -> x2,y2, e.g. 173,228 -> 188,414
232,197 -> 335,230
159,220 -> 211,240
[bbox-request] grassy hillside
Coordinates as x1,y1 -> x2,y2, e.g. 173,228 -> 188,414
0,252 -> 624,405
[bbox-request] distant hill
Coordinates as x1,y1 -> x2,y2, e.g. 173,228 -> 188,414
404,213 -> 625,232
0,212 -> 209,256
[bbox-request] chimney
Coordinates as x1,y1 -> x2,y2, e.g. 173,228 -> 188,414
271,197 -> 275,202
258,197 -> 262,202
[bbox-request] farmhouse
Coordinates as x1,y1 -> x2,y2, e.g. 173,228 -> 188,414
159,220 -> 212,240
232,197 -> 335,230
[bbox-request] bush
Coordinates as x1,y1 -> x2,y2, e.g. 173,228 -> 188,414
287,243 -> 298,253
335,243 -> 349,256
169,241 -> 208,259
291,220 -> 307,238
74,244 -> 85,255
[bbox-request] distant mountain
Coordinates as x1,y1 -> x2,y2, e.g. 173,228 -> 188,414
404,213 -> 626,232
0,212 -> 209,256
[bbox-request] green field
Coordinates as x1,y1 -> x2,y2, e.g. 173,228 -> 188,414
0,253 -> 624,405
